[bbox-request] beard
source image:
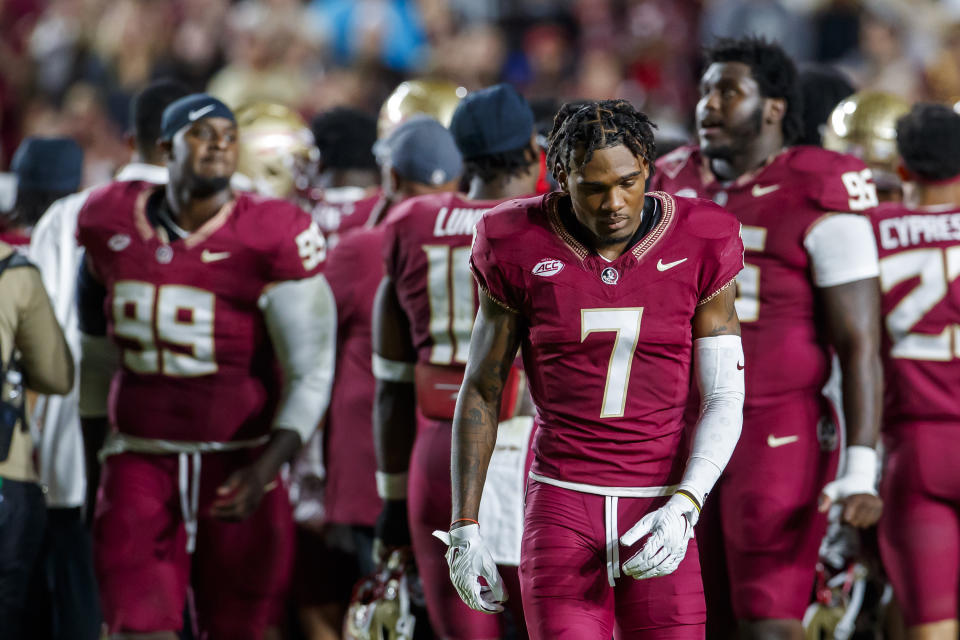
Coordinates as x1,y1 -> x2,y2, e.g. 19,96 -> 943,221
701,105 -> 764,161
190,175 -> 231,197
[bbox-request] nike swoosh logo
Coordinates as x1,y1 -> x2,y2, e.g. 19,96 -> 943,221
201,249 -> 231,263
752,184 -> 780,197
767,434 -> 799,448
188,104 -> 216,121
656,258 -> 687,272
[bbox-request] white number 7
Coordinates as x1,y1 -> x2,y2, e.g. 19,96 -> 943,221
581,308 -> 643,418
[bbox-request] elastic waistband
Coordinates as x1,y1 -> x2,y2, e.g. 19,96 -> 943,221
99,432 -> 269,462
528,471 -> 677,498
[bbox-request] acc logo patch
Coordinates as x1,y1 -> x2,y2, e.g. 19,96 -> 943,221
108,234 -> 131,252
532,259 -> 564,277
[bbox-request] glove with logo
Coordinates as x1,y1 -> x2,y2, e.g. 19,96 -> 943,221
621,494 -> 698,580
432,524 -> 505,613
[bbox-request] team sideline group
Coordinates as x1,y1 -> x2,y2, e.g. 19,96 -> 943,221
1,33 -> 958,640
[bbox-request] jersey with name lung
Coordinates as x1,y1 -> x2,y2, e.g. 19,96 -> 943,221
870,202 -> 960,428
470,192 -> 743,487
382,191 -> 502,367
651,145 -> 878,401
76,180 -> 326,442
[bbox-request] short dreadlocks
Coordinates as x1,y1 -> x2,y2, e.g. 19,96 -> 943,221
704,36 -> 803,145
897,103 -> 960,182
546,100 -> 657,184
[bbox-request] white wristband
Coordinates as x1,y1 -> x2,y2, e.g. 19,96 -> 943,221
376,470 -> 409,500
843,445 -> 879,488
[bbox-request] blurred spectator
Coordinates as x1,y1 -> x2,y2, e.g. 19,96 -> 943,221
839,8 -> 924,102
925,22 -> 960,103
207,1 -> 321,109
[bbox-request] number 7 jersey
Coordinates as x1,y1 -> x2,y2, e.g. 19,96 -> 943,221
470,192 -> 743,487
77,180 -> 326,442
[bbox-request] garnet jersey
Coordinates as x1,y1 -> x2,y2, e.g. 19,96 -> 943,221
77,181 -> 326,442
870,203 -> 960,428
471,192 -> 743,487
383,192 -> 502,368
322,225 -> 386,526
651,145 -> 878,401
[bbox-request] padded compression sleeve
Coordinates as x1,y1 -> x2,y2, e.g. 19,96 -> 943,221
677,335 -> 745,508
259,273 -> 337,443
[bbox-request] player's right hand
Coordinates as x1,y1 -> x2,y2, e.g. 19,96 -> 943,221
433,524 -> 506,614
621,494 -> 698,580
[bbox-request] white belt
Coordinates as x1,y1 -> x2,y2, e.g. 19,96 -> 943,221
99,432 -> 269,554
529,472 -> 677,587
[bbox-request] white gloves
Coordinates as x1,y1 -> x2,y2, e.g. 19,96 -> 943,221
621,494 -> 699,580
433,524 -> 505,613
821,445 -> 879,505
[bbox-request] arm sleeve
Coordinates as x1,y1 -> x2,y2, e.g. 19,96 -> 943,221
15,266 -> 74,395
469,216 -> 523,312
259,272 -> 337,443
677,335 -> 745,507
804,214 -> 880,288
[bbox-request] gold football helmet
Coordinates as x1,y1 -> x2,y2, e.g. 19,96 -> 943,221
344,550 -> 419,640
377,79 -> 468,139
823,91 -> 910,173
235,102 -> 319,200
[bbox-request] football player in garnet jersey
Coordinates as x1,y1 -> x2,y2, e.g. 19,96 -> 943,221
440,99 -> 745,639
372,84 -> 540,640
871,104 -> 960,640
294,115 -> 464,640
75,94 -> 336,640
650,38 -> 884,640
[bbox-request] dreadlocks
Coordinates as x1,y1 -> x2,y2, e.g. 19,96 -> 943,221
546,100 -> 657,184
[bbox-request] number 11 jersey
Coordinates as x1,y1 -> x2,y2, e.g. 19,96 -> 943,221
470,192 -> 743,487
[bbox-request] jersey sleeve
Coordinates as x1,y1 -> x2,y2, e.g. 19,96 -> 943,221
811,152 -> 880,214
268,204 -> 327,282
804,214 -> 880,287
469,214 -> 524,312
696,210 -> 744,305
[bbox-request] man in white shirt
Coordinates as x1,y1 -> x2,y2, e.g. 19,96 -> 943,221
27,79 -> 189,640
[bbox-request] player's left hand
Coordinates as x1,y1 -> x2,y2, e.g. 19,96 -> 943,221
211,465 -> 269,521
621,494 -> 698,580
818,484 -> 883,528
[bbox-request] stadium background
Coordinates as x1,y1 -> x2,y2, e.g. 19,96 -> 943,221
2,0 -> 960,181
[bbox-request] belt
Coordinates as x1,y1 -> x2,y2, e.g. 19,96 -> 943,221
100,432 -> 269,554
528,472 -> 677,587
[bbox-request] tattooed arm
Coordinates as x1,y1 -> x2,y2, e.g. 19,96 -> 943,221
692,283 -> 740,338
450,290 -> 524,529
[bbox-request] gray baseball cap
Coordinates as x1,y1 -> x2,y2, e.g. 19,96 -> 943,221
373,115 -> 463,186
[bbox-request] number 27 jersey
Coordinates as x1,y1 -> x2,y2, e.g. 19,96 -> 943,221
470,192 -> 743,487
77,181 -> 325,442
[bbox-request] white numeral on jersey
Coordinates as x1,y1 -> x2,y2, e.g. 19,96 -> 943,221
735,225 -> 766,323
841,170 -> 879,212
296,222 -> 327,271
424,245 -> 475,365
112,281 -> 218,376
880,246 -> 960,361
581,308 -> 644,418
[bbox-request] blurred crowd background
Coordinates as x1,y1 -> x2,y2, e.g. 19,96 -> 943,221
5,0 -> 960,184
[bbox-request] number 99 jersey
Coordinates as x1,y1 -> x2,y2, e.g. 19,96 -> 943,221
77,180 -> 326,442
651,145 -> 879,402
470,192 -> 743,487
870,202 -> 960,428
